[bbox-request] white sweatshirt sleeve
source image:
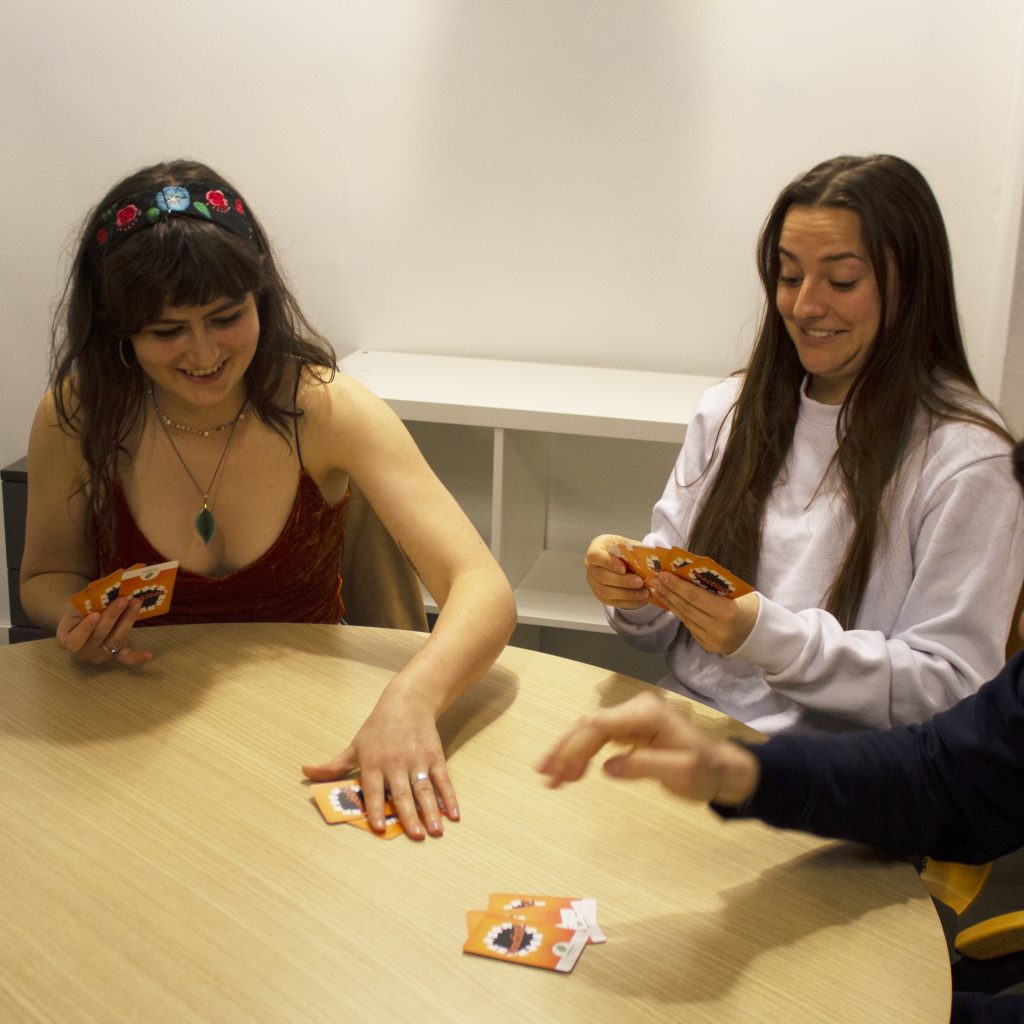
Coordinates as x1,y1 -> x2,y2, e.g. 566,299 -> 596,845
731,443 -> 1024,729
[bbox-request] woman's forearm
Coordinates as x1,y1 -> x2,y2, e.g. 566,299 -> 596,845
19,570 -> 90,632
384,568 -> 516,716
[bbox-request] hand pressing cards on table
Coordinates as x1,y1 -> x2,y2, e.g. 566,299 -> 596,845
463,893 -> 605,973
69,561 -> 180,620
613,543 -> 752,609
309,778 -> 405,838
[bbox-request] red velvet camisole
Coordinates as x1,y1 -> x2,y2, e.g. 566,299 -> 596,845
95,470 -> 348,626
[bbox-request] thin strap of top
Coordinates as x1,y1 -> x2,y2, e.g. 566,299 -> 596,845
292,364 -> 306,470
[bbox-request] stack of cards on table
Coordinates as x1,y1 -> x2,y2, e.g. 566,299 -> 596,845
70,561 -> 179,620
613,542 -> 752,608
309,778 -> 404,838
463,893 -> 605,973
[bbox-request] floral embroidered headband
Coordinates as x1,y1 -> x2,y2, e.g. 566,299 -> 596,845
94,182 -> 258,255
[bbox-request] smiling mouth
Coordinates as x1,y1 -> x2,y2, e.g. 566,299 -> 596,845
181,361 -> 225,377
802,328 -> 842,338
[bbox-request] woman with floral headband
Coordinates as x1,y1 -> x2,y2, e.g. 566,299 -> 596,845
20,159 -> 517,840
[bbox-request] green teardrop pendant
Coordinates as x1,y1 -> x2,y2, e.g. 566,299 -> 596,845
195,505 -> 216,545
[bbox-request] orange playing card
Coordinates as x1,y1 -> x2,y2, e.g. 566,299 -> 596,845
672,553 -> 753,599
309,778 -> 405,838
309,781 -> 368,824
69,567 -> 128,617
613,544 -> 751,604
347,809 -> 404,839
118,560 -> 179,619
487,893 -> 605,944
70,561 -> 178,620
463,912 -> 589,972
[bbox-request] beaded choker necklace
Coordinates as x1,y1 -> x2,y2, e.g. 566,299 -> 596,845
148,386 -> 247,437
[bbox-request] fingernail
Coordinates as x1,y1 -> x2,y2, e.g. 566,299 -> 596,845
604,757 -> 624,777
430,820 -> 440,832
449,806 -> 460,820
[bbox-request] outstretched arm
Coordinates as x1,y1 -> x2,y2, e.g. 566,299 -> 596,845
300,374 -> 517,839
538,656 -> 1024,865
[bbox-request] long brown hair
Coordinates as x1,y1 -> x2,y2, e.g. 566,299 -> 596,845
687,154 -> 1012,627
50,159 -> 337,538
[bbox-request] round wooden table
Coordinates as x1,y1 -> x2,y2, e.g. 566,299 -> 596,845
0,623 -> 951,1022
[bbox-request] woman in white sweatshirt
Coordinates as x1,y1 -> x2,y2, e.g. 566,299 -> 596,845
586,154 -> 1024,735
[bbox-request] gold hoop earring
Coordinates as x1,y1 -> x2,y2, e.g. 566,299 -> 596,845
119,338 -> 137,369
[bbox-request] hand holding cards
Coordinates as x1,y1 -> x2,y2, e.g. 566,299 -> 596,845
613,543 -> 752,609
70,561 -> 179,620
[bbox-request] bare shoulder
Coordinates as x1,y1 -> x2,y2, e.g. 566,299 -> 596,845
295,365 -> 408,472
29,387 -> 83,467
31,386 -> 63,429
297,365 -> 380,417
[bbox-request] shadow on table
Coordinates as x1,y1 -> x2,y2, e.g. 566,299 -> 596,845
437,664 -> 519,759
2,624 -> 519,753
262,624 -> 521,759
0,635 -> 227,744
581,842 -> 924,1005
1,624 -> 344,745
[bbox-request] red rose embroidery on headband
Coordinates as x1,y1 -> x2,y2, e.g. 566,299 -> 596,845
234,198 -> 245,214
206,190 -> 229,213
115,204 -> 140,231
96,227 -> 108,246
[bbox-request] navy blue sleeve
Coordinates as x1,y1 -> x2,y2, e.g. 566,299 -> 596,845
951,991 -> 1024,1024
715,654 -> 1024,864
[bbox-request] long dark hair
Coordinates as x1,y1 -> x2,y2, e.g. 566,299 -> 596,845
687,154 -> 1012,627
50,159 -> 337,535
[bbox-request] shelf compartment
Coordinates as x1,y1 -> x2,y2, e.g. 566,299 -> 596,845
511,549 -> 611,631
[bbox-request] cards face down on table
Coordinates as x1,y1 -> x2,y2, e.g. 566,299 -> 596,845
70,561 -> 179,620
309,778 -> 404,839
613,543 -> 752,607
464,893 -> 605,973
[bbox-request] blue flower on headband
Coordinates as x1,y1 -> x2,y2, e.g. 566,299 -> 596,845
155,186 -> 191,213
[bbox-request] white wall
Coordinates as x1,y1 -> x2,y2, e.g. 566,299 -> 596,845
3,0 -> 1024,631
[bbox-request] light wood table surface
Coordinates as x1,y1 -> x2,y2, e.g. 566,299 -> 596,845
0,623 -> 951,1022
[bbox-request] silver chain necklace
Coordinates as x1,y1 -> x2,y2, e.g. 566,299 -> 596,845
150,389 -> 248,545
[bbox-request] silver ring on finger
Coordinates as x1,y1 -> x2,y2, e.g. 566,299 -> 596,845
102,644 -> 120,657
411,771 -> 430,784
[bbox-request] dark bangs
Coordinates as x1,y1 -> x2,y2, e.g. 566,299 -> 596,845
95,216 -> 264,334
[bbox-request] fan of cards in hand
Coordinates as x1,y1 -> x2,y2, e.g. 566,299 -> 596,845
70,561 -> 179,620
612,543 -> 752,609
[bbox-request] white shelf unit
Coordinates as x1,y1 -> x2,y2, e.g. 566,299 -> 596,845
340,350 -> 720,679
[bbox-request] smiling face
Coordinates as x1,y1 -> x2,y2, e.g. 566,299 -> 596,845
130,293 -> 260,426
775,206 -> 883,405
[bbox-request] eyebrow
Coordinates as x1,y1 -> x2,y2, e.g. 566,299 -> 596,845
778,245 -> 866,264
149,298 -> 244,325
